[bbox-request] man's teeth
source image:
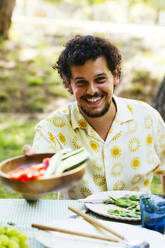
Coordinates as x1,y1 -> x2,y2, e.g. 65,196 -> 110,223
86,97 -> 102,103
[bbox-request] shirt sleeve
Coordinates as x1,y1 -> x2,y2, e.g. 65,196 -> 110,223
153,111 -> 165,175
32,124 -> 61,154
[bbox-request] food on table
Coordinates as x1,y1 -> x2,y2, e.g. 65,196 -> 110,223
104,195 -> 141,219
7,161 -> 47,183
108,209 -> 140,218
42,147 -> 89,177
53,147 -> 89,176
0,226 -> 29,247
128,195 -> 140,201
8,148 -> 89,182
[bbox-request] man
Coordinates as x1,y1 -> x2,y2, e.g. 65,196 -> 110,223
25,35 -> 165,199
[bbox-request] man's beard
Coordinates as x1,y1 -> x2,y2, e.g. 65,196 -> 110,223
79,102 -> 110,118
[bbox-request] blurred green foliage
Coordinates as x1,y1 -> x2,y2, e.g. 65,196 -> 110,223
25,76 -> 43,86
0,115 -> 58,198
0,44 -> 70,113
0,115 -> 35,162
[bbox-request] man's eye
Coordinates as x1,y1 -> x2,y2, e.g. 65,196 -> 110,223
76,80 -> 86,86
96,77 -> 106,83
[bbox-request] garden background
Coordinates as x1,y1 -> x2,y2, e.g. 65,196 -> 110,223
0,0 -> 165,198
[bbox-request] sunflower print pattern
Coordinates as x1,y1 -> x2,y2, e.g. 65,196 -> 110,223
68,188 -> 77,200
128,137 -> 140,152
113,180 -> 125,190
78,119 -> 88,129
144,115 -> 153,129
110,146 -> 122,159
144,179 -> 150,187
131,174 -> 143,185
89,140 -> 100,152
92,158 -> 103,171
131,157 -> 141,170
80,187 -> 92,198
127,104 -> 133,113
57,133 -> 66,145
72,136 -> 82,149
49,116 -> 65,128
112,132 -> 122,141
93,174 -> 106,186
111,163 -> 123,177
32,97 -> 165,199
48,132 -> 56,146
127,120 -> 138,133
146,134 -> 152,146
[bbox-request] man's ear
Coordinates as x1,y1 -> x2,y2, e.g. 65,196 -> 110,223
63,77 -> 73,94
114,66 -> 120,86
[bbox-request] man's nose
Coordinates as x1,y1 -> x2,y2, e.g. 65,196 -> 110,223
86,82 -> 97,95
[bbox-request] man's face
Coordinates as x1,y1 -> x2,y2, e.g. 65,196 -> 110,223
67,56 -> 119,118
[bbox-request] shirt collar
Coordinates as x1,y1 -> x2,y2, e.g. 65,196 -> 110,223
70,102 -> 89,130
70,96 -> 134,131
113,95 -> 134,124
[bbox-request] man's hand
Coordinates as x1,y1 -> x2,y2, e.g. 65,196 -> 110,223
23,144 -> 36,156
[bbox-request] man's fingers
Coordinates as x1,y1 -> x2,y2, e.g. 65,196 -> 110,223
23,145 -> 35,156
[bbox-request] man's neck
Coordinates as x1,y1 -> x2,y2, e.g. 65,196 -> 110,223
80,99 -> 117,141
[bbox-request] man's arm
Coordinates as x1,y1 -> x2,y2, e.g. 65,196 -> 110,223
23,124 -> 61,156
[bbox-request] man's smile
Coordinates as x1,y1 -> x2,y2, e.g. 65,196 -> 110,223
84,96 -> 104,105
81,93 -> 105,106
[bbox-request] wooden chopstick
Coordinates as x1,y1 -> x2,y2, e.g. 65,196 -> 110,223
32,223 -> 118,243
68,206 -> 124,240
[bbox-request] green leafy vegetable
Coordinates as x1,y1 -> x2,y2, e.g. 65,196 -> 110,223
108,209 -> 140,218
103,199 -> 113,205
128,195 -> 140,201
104,194 -> 141,218
109,196 -> 138,208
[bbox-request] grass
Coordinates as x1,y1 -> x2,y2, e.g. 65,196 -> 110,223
0,115 -> 35,162
0,114 -> 35,198
0,114 -> 163,198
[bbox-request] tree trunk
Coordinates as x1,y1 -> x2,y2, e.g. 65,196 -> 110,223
152,76 -> 165,121
0,0 -> 16,40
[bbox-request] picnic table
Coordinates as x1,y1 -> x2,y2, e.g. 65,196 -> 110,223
0,199 -> 164,247
0,199 -> 86,247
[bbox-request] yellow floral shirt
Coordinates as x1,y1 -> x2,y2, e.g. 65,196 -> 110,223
33,96 -> 165,199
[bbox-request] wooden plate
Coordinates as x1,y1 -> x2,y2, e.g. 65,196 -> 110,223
0,153 -> 86,200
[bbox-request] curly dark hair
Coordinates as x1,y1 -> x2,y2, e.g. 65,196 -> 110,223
54,35 -> 122,85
